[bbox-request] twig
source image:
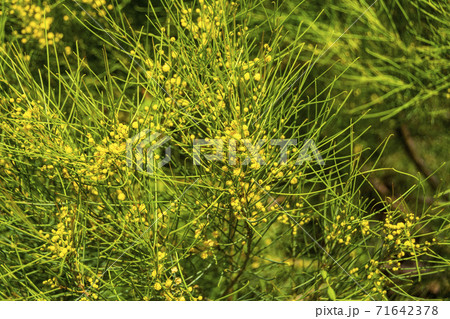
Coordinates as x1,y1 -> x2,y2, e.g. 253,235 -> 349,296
369,176 -> 411,214
222,223 -> 253,299
398,124 -> 441,191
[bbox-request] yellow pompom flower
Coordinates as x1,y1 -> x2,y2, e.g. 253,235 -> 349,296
162,64 -> 170,72
154,282 -> 162,291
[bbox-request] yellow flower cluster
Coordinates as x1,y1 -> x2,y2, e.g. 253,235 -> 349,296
140,0 -> 273,144
42,277 -> 58,288
324,213 -> 359,246
0,98 -> 42,155
0,97 -> 60,175
189,238 -> 218,260
123,204 -> 151,227
179,0 -> 232,46
383,211 -> 427,258
43,206 -> 76,259
364,260 -> 388,296
149,253 -> 201,301
360,220 -> 370,235
5,0 -> 63,47
130,95 -> 169,131
80,122 -> 128,183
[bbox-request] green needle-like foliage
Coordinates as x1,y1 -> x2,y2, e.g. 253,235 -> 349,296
0,0 -> 448,301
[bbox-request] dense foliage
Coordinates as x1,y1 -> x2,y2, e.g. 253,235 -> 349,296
0,0 -> 448,300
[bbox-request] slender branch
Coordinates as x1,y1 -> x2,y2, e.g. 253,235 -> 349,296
369,176 -> 411,214
222,223 -> 253,299
398,124 -> 441,191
